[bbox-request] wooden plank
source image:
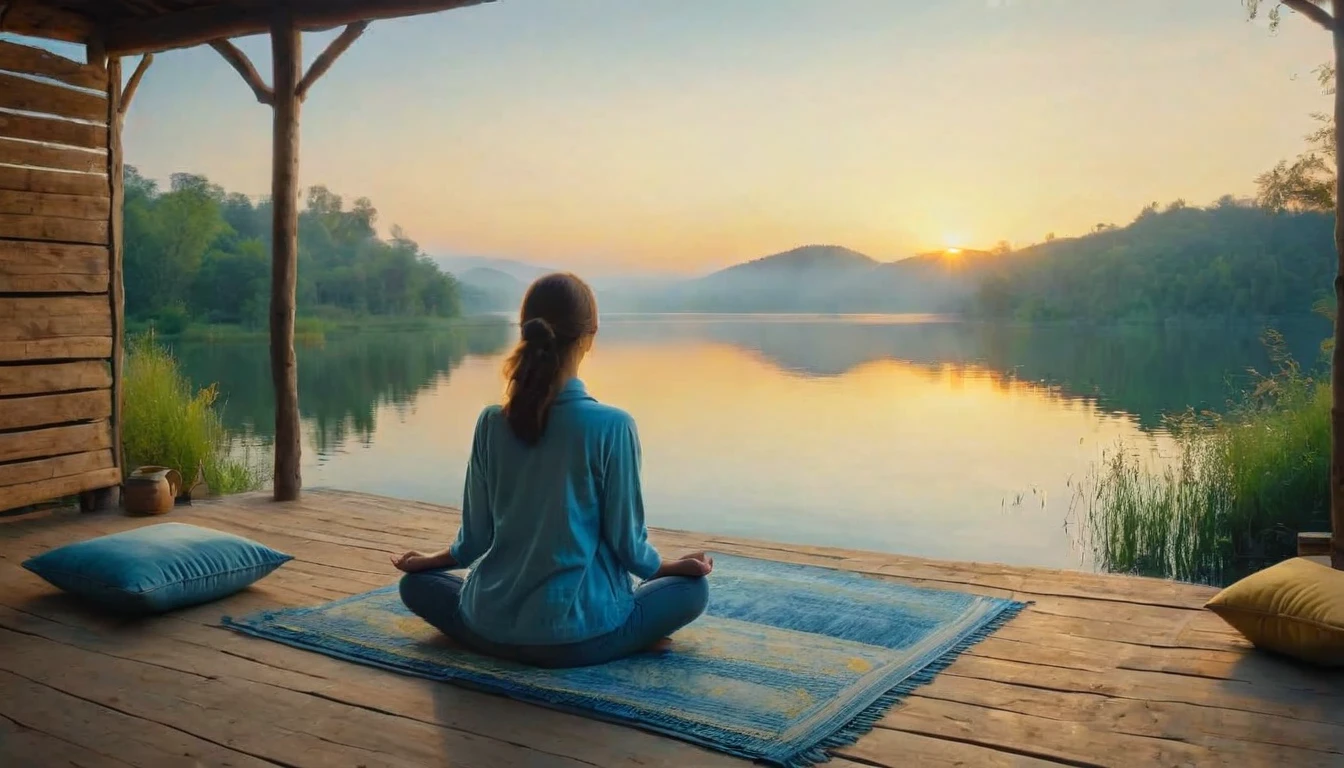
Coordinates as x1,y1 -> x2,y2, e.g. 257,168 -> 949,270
0,164 -> 109,197
0,389 -> 111,431
0,72 -> 107,123
0,713 -> 134,768
0,295 -> 109,319
0,626 -> 597,768
941,654 -> 1343,725
0,671 -> 267,768
0,136 -> 105,174
1299,532 -> 1332,557
0,361 -> 111,396
0,240 -> 108,275
0,594 -> 745,768
0,312 -> 111,340
1,272 -> 107,292
0,110 -> 108,150
106,57 -> 124,478
0,450 -> 113,488
0,40 -> 107,91
0,336 -> 111,362
0,213 -> 108,244
0,466 -> 119,511
0,189 -> 110,220
908,674 -> 1344,758
878,697 -> 1216,767
0,421 -> 111,463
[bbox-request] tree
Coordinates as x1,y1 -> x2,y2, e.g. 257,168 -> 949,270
1246,0 -> 1344,568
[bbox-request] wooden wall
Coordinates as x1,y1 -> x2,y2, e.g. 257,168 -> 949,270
0,40 -> 121,512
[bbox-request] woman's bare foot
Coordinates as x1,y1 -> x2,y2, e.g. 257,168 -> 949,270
648,637 -> 674,653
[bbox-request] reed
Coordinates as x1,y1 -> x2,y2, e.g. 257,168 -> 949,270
1081,330 -> 1329,585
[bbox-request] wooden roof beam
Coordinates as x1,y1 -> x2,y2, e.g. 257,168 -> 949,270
102,0 -> 492,56
210,39 -> 273,105
296,21 -> 366,101
0,2 -> 95,44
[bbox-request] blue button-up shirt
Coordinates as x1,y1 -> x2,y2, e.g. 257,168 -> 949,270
450,378 -> 664,646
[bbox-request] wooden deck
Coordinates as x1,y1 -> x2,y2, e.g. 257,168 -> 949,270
1,490 -> 1341,767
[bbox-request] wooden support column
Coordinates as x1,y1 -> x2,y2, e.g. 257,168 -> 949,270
270,12 -> 302,501
79,54 -> 125,514
1334,0 -> 1344,569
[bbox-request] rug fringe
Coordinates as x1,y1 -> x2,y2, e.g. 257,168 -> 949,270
779,599 -> 1032,768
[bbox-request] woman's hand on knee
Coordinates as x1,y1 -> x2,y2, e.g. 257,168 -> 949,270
391,550 -> 441,573
655,552 -> 714,578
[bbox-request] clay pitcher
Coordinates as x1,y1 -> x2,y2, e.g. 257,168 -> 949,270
123,466 -> 183,515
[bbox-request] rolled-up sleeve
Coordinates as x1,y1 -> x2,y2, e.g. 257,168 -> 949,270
601,416 -> 661,580
450,409 -> 495,566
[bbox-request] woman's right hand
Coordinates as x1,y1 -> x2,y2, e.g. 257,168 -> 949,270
658,552 -> 713,578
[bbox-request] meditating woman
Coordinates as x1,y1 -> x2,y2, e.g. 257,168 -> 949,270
390,272 -> 712,668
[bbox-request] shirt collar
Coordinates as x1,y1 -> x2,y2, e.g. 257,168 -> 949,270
553,377 -> 592,405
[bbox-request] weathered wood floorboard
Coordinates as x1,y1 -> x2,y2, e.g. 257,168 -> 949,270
1,488 -> 1340,768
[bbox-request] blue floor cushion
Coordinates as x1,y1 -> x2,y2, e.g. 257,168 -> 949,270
23,522 -> 292,614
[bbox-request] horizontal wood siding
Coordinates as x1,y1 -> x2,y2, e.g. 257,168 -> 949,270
0,165 -> 110,198
0,190 -> 110,221
0,467 -> 120,512
0,40 -> 107,91
0,241 -> 108,275
0,361 -> 111,396
0,337 -> 112,362
0,421 -> 112,463
0,137 -> 105,175
0,111 -> 107,150
0,213 -> 108,244
0,38 -> 118,513
0,72 -> 106,123
0,390 -> 112,431
0,450 -> 113,488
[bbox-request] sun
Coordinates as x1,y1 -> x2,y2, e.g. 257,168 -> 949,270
942,232 -> 968,252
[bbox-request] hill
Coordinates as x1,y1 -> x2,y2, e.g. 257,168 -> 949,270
638,244 -> 985,314
457,267 -> 526,314
969,202 -> 1334,322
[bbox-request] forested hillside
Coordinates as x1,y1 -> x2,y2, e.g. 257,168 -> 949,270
123,169 -> 461,331
968,201 -> 1334,322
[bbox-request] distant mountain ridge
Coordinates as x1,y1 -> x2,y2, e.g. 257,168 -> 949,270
445,244 -> 991,315
636,244 -> 988,314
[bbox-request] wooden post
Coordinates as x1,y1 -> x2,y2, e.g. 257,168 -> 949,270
81,54 -> 124,513
1334,0 -> 1344,569
270,12 -> 302,501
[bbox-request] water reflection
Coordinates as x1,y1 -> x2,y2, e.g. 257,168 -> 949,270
170,315 -> 1326,569
171,321 -> 512,453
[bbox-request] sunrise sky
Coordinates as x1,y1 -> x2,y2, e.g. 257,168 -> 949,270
104,0 -> 1331,274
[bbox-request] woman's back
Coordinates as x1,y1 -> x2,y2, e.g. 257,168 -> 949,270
451,378 -> 662,646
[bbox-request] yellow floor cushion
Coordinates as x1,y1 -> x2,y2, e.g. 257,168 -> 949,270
1205,557 -> 1344,667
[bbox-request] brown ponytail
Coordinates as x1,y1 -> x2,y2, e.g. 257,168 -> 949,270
503,273 -> 599,444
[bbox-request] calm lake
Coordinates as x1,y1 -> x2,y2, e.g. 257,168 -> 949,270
172,314 -> 1327,571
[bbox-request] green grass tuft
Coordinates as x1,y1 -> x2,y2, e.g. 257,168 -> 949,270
122,333 -> 268,495
1079,330 -> 1330,585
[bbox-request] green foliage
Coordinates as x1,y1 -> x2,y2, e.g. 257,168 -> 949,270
123,168 -> 461,331
1080,331 -> 1330,585
969,202 -> 1334,322
122,334 -> 266,495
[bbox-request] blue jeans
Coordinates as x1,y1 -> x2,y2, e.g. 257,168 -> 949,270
398,570 -> 710,668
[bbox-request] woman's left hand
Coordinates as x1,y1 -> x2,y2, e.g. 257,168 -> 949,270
391,551 -> 440,573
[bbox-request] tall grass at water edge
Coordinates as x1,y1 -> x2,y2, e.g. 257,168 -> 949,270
1079,330 -> 1330,586
123,333 -> 267,495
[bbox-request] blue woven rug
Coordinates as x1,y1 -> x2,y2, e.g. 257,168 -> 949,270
224,554 -> 1025,767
